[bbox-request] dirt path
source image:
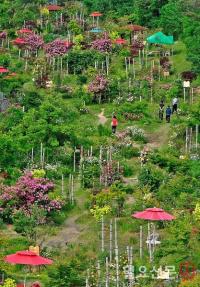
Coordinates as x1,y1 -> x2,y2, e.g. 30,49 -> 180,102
44,213 -> 84,249
145,123 -> 170,150
44,182 -> 87,249
98,108 -> 107,125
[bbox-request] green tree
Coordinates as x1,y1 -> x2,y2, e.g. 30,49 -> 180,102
160,1 -> 183,39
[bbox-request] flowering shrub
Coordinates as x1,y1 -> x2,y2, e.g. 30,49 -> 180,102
91,39 -> 112,53
2,279 -> 16,287
193,203 -> 200,221
90,205 -> 111,221
25,34 -> 44,52
45,39 -> 69,57
0,31 -> 7,39
88,75 -> 108,93
0,172 -> 62,222
32,169 -> 46,178
126,126 -> 146,142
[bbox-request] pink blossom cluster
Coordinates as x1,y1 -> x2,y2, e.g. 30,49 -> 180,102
88,75 -> 109,93
91,39 -> 112,53
0,172 -> 62,215
24,34 -> 44,51
44,39 -> 69,57
0,31 -> 7,39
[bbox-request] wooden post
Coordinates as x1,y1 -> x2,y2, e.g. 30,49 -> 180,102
101,216 -> 104,252
132,58 -> 135,79
140,226 -> 143,259
69,174 -> 72,201
97,260 -> 101,287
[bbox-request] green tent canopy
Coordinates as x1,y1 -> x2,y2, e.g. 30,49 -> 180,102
147,31 -> 174,45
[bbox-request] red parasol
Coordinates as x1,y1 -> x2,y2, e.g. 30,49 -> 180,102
114,38 -> 127,45
46,5 -> 62,11
132,207 -> 175,221
0,66 -> 9,73
18,28 -> 33,34
90,11 -> 102,17
12,38 -> 27,46
5,251 -> 53,266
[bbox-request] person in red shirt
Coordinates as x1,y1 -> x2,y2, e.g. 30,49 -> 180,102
111,115 -> 118,134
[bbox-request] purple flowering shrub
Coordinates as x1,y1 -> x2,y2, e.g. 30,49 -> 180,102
44,39 -> 69,57
91,39 -> 112,53
0,172 -> 62,222
88,75 -> 109,94
25,34 -> 44,52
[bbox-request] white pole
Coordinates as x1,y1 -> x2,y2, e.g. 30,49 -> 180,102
184,87 -> 186,103
196,124 -> 198,150
109,219 -> 113,262
71,174 -> 74,204
40,143 -> 43,164
73,148 -> 76,172
105,257 -> 109,287
140,226 -> 143,259
61,174 -> 64,196
101,216 -> 104,252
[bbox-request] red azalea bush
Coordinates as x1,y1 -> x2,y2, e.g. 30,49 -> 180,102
91,38 -> 112,53
0,172 -> 62,222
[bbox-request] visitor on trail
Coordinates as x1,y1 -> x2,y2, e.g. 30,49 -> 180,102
159,100 -> 164,109
172,97 -> 178,113
159,106 -> 164,121
111,115 -> 118,134
166,106 -> 172,123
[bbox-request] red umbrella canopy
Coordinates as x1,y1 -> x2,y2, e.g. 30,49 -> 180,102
132,207 -> 175,221
12,38 -> 27,45
0,66 -> 9,73
5,251 -> 53,266
90,11 -> 103,17
18,28 -> 33,34
46,5 -> 62,11
114,38 -> 127,45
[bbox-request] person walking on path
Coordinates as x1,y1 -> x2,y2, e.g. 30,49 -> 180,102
111,115 -> 118,134
159,100 -> 165,121
172,97 -> 178,114
166,105 -> 172,123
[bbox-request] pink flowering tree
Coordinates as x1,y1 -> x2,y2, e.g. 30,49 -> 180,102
0,172 -> 62,223
25,33 -> 44,55
44,39 -> 69,58
91,39 -> 112,53
88,74 -> 109,103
